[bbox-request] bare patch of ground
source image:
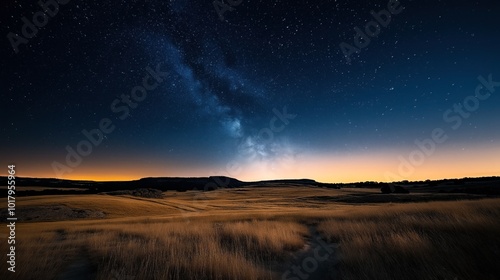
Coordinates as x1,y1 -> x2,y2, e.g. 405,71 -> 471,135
57,250 -> 97,280
103,188 -> 164,198
278,224 -> 339,280
0,205 -> 105,222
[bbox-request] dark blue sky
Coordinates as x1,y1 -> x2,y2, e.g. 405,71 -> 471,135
1,0 -> 499,182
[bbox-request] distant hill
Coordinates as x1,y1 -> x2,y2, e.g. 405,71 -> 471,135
1,176 -> 498,197
0,176 -> 325,196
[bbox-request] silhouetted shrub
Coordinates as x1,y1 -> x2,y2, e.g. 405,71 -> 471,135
381,185 -> 410,194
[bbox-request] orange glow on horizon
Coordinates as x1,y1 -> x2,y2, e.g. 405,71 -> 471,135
4,144 -> 499,183
234,144 -> 500,183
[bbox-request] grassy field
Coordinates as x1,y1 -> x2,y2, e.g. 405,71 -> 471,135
1,186 -> 499,279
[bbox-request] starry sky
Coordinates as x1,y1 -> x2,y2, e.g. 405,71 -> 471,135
1,0 -> 499,182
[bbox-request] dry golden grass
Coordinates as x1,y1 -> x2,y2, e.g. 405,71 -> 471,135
4,220 -> 309,280
1,187 -> 499,279
318,199 -> 500,280
84,221 -> 278,280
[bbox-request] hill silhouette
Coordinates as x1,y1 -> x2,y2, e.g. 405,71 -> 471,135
1,176 -> 499,197
0,176 -> 331,196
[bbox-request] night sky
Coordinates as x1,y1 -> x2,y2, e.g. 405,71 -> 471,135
1,0 -> 499,182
